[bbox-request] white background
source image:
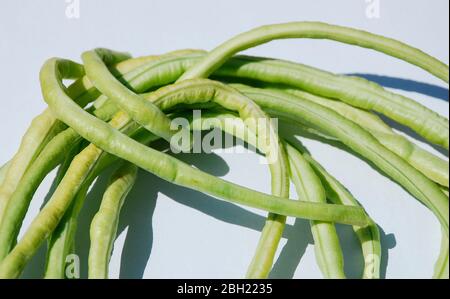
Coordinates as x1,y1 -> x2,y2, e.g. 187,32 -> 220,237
0,0 -> 448,278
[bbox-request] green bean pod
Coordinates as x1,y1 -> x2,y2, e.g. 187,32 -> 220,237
0,162 -> 10,186
82,49 -> 184,148
276,87 -> 449,187
0,51 -> 206,265
0,62 -> 370,279
0,103 -> 124,261
180,21 -> 449,146
180,21 -> 448,82
286,143 -> 346,279
0,110 -> 158,278
433,228 -> 449,279
0,53 -> 159,233
190,110 -> 378,278
83,48 -> 292,278
101,51 -> 449,150
43,142 -> 88,278
298,149 -> 382,279
40,59 -> 365,227
215,56 -> 449,149
231,85 -> 449,235
88,163 -> 138,279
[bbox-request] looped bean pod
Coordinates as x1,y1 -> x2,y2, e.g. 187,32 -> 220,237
178,22 -> 449,148
0,57 -> 370,279
82,48 -> 292,278
180,21 -> 449,82
39,58 -> 365,227
191,111 -> 378,278
0,53 -> 160,242
231,84 -> 449,235
215,55 -> 449,149
1,21 -> 446,278
82,49 -> 185,149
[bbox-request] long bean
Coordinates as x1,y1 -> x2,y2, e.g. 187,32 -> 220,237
82,48 -> 292,278
0,101 -> 126,261
180,21 -> 448,82
82,49 -> 185,148
433,229 -> 449,279
0,110 -> 159,278
192,110 -> 377,278
88,163 -> 138,279
45,128 -> 158,279
215,56 -> 449,149
0,51 -> 208,264
0,19 -> 445,280
0,162 -> 10,186
231,84 -> 449,235
295,146 -> 382,279
275,87 -> 449,187
0,53 -> 160,232
88,50 -> 449,153
43,141 -> 87,278
286,143 -> 346,278
180,22 -> 449,147
0,63 -> 369,279
40,58 -> 365,227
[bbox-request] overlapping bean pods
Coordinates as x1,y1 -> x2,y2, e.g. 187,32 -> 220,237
0,22 -> 447,279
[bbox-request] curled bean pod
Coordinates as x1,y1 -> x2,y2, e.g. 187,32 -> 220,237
192,110 -> 377,278
0,62 -> 369,279
180,21 -> 448,82
286,143 -> 346,279
215,56 -> 449,149
88,163 -> 138,279
231,84 -> 449,235
82,48 -> 291,278
82,49 -> 185,148
95,50 -> 449,152
181,23 -> 449,147
0,51 -> 205,264
39,59 -> 364,226
0,53 -> 159,235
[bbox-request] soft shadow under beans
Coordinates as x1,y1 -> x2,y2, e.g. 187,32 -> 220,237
349,74 -> 449,103
269,218 -> 313,279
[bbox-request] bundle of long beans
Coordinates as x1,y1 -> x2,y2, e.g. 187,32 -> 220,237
0,22 -> 448,279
